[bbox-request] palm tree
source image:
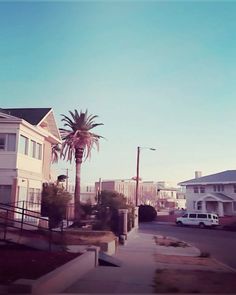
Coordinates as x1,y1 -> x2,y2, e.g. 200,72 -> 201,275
60,109 -> 103,222
51,144 -> 61,164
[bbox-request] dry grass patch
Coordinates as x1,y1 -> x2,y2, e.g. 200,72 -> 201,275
58,229 -> 116,246
154,235 -> 188,247
154,269 -> 236,293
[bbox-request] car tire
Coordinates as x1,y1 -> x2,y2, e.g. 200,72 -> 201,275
199,222 -> 205,229
177,221 -> 183,226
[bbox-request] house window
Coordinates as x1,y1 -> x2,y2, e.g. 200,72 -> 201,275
36,143 -> 42,160
233,202 -> 236,211
193,201 -> 196,210
200,186 -> 205,193
213,184 -> 224,192
30,140 -> 36,158
193,186 -> 199,193
28,188 -> 34,205
197,201 -> 202,210
19,135 -> 28,155
28,188 -> 41,205
0,133 -> 16,151
233,185 -> 236,193
0,185 -> 12,204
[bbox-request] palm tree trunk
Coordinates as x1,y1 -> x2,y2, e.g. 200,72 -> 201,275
74,148 -> 84,222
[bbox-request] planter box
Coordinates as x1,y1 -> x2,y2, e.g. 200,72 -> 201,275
8,248 -> 98,294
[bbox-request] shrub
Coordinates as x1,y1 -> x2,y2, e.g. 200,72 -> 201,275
138,204 -> 157,222
95,190 -> 134,234
41,183 -> 72,229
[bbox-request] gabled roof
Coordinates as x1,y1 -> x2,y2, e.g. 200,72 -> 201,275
199,193 -> 233,202
1,108 -> 52,125
179,170 -> 236,186
1,107 -> 61,143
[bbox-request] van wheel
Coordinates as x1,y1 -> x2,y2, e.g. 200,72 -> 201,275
177,221 -> 183,226
199,222 -> 205,229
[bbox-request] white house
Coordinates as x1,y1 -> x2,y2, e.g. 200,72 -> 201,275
0,108 -> 61,213
179,170 -> 236,217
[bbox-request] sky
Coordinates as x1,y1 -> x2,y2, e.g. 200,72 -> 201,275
1,0 -> 236,187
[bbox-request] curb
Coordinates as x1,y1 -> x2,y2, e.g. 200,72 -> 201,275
211,258 -> 236,273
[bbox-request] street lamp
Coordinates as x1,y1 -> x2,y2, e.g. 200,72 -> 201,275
135,146 -> 156,207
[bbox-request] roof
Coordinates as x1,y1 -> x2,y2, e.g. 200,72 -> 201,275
1,108 -> 52,125
179,170 -> 236,186
199,193 -> 233,202
208,193 -> 233,201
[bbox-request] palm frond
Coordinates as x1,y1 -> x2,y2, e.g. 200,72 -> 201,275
60,109 -> 104,163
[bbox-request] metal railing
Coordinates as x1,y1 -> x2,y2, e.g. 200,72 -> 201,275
0,202 -> 64,251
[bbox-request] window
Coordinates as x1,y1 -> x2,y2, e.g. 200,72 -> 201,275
214,184 -> 224,192
28,188 -> 34,205
0,185 -> 12,203
0,133 -> 16,151
200,186 -> 205,193
28,188 -> 41,205
208,214 -> 211,218
233,185 -> 236,193
36,143 -> 42,160
197,201 -> 202,210
182,214 -> 188,218
189,214 -> 196,218
193,186 -> 199,193
30,140 -> 36,158
19,135 -> 28,155
197,214 -> 207,218
0,134 -> 4,150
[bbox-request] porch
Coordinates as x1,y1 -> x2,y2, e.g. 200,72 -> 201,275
197,193 -> 235,217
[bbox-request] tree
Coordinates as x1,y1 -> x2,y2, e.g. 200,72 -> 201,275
60,109 -> 103,223
41,183 -> 72,229
51,144 -> 61,163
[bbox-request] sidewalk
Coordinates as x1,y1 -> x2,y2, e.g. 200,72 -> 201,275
64,230 -> 158,293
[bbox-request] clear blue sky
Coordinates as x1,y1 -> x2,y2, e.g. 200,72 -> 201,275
1,1 -> 236,186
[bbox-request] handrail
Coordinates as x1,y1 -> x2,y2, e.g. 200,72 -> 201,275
0,202 -> 42,215
0,202 -> 64,251
0,204 -> 47,221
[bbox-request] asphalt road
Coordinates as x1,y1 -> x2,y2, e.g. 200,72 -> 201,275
139,222 -> 236,270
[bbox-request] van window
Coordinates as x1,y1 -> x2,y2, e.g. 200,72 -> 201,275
213,215 -> 218,219
182,214 -> 188,218
189,214 -> 196,218
197,214 -> 207,218
208,214 -> 211,218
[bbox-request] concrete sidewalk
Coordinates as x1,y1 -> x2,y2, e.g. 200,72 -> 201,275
64,230 -> 158,294
64,230 -> 201,294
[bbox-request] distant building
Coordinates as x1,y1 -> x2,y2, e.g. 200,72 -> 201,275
157,181 -> 186,210
95,179 -> 136,204
67,183 -> 96,205
179,170 -> 236,217
94,179 -> 184,209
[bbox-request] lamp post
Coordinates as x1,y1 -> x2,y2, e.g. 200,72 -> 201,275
135,146 -> 156,207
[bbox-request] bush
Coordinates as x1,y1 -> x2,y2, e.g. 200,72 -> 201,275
41,183 -> 72,229
138,205 -> 157,222
95,190 -> 134,234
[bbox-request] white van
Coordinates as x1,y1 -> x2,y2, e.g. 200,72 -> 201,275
176,212 -> 219,228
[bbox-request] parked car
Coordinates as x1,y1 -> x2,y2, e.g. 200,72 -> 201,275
176,212 -> 219,228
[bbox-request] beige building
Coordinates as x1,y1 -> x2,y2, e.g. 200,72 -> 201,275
0,108 -> 61,212
95,179 -> 157,206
